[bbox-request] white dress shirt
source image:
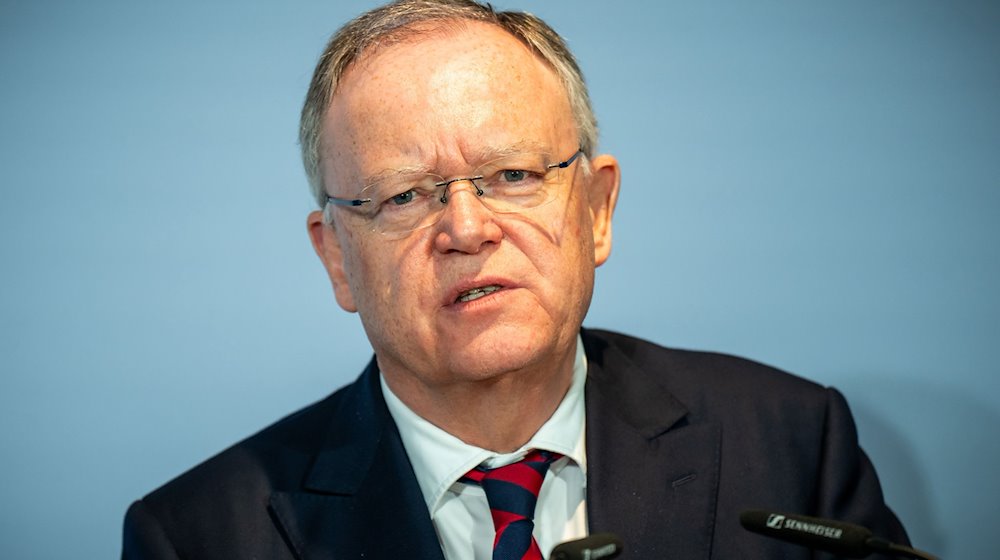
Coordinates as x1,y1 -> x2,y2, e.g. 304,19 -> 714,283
380,336 -> 589,559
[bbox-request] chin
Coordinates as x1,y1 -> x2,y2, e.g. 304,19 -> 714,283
444,326 -> 564,379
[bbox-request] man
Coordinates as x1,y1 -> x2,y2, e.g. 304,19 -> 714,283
122,1 -> 908,558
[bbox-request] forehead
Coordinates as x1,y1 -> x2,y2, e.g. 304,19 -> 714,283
322,20 -> 576,182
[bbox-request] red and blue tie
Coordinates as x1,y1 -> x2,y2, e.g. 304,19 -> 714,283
462,449 -> 562,560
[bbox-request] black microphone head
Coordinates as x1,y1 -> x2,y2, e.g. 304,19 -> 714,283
550,533 -> 624,560
740,510 -> 873,558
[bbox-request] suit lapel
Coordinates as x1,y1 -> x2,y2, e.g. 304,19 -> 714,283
584,331 -> 721,559
269,361 -> 445,560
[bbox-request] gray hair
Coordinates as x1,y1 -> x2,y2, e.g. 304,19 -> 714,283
300,0 -> 598,207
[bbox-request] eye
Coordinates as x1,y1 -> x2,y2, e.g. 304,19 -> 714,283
501,169 -> 528,182
390,190 -> 415,205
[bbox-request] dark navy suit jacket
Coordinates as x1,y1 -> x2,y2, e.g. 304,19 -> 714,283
122,329 -> 908,559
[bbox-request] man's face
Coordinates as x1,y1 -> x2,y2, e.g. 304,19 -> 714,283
308,21 -> 619,392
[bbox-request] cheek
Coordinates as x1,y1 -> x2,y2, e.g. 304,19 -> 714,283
348,235 -> 428,316
513,206 -> 595,299
570,194 -> 597,262
553,204 -> 598,304
550,197 -> 596,267
340,234 -> 390,311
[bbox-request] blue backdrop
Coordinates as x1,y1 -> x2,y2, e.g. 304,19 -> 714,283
1,1 -> 997,558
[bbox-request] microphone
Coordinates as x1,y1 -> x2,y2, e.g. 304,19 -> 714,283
550,533 -> 623,560
740,510 -> 939,560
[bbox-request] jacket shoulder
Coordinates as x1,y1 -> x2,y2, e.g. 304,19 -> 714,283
150,381 -> 350,500
124,372 -> 365,558
582,328 -> 829,412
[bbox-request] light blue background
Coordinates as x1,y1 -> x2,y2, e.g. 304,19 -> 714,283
2,1 -> 997,558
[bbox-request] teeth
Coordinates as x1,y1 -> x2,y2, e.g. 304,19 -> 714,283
458,285 -> 501,303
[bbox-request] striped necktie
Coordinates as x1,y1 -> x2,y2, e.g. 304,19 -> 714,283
462,449 -> 562,560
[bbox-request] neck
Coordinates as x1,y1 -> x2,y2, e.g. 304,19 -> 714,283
380,345 -> 577,453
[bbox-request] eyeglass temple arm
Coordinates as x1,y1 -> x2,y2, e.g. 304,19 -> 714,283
549,148 -> 584,170
326,195 -> 372,207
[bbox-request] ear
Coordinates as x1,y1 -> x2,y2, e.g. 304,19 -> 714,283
584,154 -> 621,267
307,210 -> 358,312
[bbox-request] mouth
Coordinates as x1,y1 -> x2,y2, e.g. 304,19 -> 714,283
455,284 -> 503,303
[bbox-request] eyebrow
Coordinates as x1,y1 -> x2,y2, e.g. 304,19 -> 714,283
474,140 -> 550,161
358,141 -> 554,188
360,164 -> 432,189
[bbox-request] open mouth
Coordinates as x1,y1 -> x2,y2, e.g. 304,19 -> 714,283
456,285 -> 502,303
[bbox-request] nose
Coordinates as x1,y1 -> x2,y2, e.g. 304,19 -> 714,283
432,180 -> 502,254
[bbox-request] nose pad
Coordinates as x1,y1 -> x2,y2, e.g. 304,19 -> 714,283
438,176 -> 485,204
431,176 -> 503,254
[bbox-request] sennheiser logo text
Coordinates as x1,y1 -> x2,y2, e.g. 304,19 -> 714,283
783,519 -> 844,539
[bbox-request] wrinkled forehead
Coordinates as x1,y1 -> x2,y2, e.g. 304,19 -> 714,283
320,20 -> 577,188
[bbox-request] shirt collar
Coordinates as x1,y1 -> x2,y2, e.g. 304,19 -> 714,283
380,335 -> 588,516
